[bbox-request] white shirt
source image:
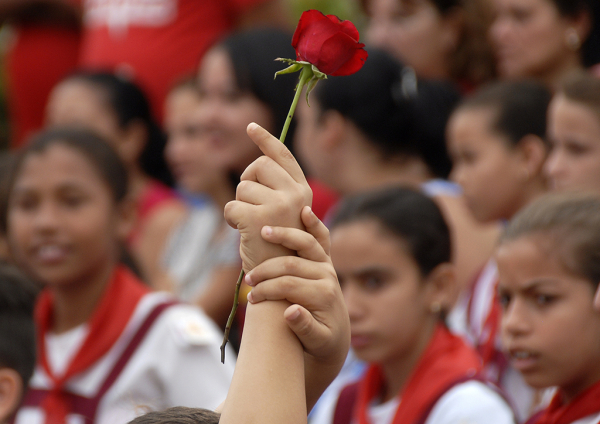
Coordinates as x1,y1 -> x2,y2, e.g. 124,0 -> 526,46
363,381 -> 515,424
15,292 -> 235,424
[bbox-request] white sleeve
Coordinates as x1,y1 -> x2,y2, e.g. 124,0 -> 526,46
425,381 -> 515,424
150,304 -> 236,410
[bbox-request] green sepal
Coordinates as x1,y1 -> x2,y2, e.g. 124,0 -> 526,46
305,77 -> 320,106
311,65 -> 327,80
274,63 -> 303,79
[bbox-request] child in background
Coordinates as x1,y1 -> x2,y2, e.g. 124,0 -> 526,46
45,71 -> 187,290
294,47 -> 500,301
163,78 -> 241,329
0,264 -> 38,424
489,0 -> 600,90
312,186 -> 514,424
446,80 -> 551,419
545,73 -> 600,193
496,193 -> 600,424
6,128 -> 234,424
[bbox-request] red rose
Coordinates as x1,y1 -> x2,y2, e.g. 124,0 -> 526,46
292,9 -> 368,77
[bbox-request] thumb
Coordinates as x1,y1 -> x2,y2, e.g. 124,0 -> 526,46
284,304 -> 326,351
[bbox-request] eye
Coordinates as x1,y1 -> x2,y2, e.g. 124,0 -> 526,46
11,193 -> 38,212
564,140 -> 589,156
498,292 -> 511,310
534,294 -> 555,306
361,274 -> 386,291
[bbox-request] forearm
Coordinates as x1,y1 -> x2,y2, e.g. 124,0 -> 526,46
304,352 -> 346,412
219,300 -> 306,424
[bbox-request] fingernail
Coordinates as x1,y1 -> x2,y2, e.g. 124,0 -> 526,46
247,122 -> 258,131
287,307 -> 301,320
247,291 -> 254,303
263,226 -> 273,236
308,206 -> 315,217
245,272 -> 253,286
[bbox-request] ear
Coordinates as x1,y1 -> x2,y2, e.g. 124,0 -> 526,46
516,134 -> 548,180
424,263 -> 457,315
568,8 -> 592,45
318,110 -> 347,152
0,368 -> 23,422
115,195 -> 136,242
115,120 -> 148,165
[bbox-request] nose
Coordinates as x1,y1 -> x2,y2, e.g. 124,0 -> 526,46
33,200 -> 60,234
489,16 -> 511,47
365,19 -> 391,50
543,148 -> 565,188
501,297 -> 531,340
342,282 -> 364,324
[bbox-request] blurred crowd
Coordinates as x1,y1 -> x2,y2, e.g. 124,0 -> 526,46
1,0 -> 600,423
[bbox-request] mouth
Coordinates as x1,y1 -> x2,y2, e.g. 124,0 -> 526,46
508,349 -> 540,372
350,334 -> 372,349
33,244 -> 69,265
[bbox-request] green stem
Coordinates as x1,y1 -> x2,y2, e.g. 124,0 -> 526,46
220,66 -> 311,364
280,66 -> 311,144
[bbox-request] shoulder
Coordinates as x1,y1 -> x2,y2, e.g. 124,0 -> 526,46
139,292 -> 223,348
426,380 -> 515,424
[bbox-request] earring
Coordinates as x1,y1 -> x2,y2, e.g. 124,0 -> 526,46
430,302 -> 442,314
565,28 -> 581,51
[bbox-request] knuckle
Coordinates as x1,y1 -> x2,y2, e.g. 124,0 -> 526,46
282,258 -> 300,276
279,147 -> 295,162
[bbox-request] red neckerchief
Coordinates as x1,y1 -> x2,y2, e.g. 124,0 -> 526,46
467,263 -> 506,384
34,265 -> 149,424
531,381 -> 600,424
355,325 -> 482,424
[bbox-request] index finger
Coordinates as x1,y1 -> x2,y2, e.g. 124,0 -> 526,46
246,122 -> 307,185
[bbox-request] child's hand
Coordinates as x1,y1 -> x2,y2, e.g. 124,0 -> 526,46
244,206 -> 350,409
224,123 -> 313,272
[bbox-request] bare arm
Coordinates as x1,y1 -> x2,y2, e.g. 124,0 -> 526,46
220,123 -> 313,424
246,208 -> 350,411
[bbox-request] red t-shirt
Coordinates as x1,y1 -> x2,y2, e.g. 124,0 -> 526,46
79,0 -> 270,122
6,9 -> 82,148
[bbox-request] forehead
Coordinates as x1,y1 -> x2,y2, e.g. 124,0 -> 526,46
495,234 -> 580,288
14,144 -> 107,192
331,220 -> 414,269
448,106 -> 504,145
197,48 -> 236,88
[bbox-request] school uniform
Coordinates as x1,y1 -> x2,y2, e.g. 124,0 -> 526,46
332,325 -> 515,424
13,266 -> 235,424
451,258 -> 536,421
525,381 -> 600,424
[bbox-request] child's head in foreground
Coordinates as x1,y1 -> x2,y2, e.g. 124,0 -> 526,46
329,186 -> 455,366
128,406 -> 219,424
496,193 -> 600,402
0,263 -> 38,423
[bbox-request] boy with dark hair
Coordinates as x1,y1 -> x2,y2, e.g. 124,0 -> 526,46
0,263 -> 38,423
128,407 -> 220,424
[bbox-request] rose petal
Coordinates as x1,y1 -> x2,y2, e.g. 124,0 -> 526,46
314,32 -> 358,75
296,16 -> 344,65
292,10 -> 329,58
330,44 -> 368,76
291,9 -> 367,77
337,19 -> 360,42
